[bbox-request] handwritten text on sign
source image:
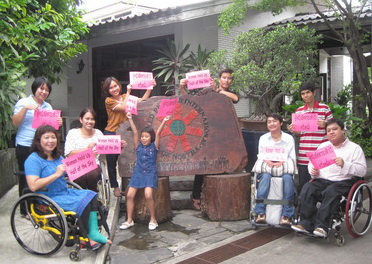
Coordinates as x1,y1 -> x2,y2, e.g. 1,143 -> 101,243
261,146 -> 287,161
186,70 -> 211,90
96,135 -> 122,154
62,149 -> 98,181
306,145 -> 336,170
157,98 -> 178,118
292,113 -> 318,131
32,109 -> 61,130
125,95 -> 138,115
129,71 -> 153,90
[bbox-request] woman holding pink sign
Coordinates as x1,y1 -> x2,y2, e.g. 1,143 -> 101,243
64,107 -> 103,191
25,125 -> 112,250
101,76 -> 153,197
119,112 -> 169,231
12,77 -> 62,214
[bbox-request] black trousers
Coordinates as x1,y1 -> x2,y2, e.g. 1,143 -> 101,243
298,165 -> 311,194
192,174 -> 204,200
298,178 -> 354,231
103,130 -> 119,189
16,145 -> 31,215
16,145 -> 31,194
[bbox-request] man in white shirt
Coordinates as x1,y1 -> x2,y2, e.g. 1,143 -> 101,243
291,118 -> 367,238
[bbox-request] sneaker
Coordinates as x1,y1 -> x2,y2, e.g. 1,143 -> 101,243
255,214 -> 266,224
119,221 -> 134,230
313,228 -> 328,238
291,224 -> 310,234
279,216 -> 291,226
148,222 -> 158,230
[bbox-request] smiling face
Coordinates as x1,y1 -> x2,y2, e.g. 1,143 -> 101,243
40,131 -> 58,155
326,122 -> 345,146
267,116 -> 282,133
300,89 -> 316,105
141,132 -> 152,146
108,80 -> 121,97
80,111 -> 95,131
218,72 -> 233,90
34,83 -> 50,104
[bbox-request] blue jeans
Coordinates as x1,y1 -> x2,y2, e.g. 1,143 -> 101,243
253,173 -> 295,217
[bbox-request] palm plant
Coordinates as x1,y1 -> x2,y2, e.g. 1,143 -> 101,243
152,40 -> 192,95
188,45 -> 213,70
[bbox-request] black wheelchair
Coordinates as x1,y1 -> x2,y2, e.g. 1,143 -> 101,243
330,179 -> 372,245
295,178 -> 372,246
10,173 -> 110,261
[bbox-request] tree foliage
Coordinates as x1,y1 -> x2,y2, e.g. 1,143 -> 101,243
219,0 -> 372,136
228,24 -> 320,115
0,0 -> 89,149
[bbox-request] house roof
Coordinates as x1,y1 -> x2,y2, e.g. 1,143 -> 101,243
88,7 -> 178,27
267,6 -> 372,28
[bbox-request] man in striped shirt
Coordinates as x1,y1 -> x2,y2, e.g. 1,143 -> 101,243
288,81 -> 333,193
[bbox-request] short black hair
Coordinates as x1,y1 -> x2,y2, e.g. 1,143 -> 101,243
267,113 -> 283,123
326,118 -> 345,130
30,125 -> 62,160
299,81 -> 315,92
218,68 -> 233,78
31,77 -> 52,96
141,126 -> 156,142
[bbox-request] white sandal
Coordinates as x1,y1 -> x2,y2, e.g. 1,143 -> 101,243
119,221 -> 134,230
148,222 -> 158,230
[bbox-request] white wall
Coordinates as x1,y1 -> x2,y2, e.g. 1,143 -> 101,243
330,55 -> 352,102
319,49 -> 329,74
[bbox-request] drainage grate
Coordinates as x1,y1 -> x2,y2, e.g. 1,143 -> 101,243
177,227 -> 291,264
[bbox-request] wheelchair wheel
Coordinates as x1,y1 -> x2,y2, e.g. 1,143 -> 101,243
97,158 -> 111,211
345,181 -> 372,238
11,193 -> 68,255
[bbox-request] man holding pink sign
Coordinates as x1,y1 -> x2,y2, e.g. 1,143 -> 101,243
291,118 -> 367,238
287,81 -> 332,193
180,69 -> 239,210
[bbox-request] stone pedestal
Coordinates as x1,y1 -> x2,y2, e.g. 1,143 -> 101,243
201,173 -> 251,221
123,176 -> 172,223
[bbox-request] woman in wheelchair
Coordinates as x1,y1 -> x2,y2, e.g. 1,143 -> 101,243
24,125 -> 112,250
252,113 -> 297,226
291,118 -> 367,238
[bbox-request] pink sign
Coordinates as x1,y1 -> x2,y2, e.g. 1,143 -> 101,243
32,109 -> 61,130
156,98 -> 178,118
185,70 -> 211,90
125,95 -> 138,115
261,146 -> 287,161
62,149 -> 98,181
96,135 -> 122,154
292,113 -> 318,131
129,71 -> 154,90
306,145 -> 336,170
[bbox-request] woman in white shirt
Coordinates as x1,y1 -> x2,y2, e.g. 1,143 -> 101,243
64,107 -> 103,191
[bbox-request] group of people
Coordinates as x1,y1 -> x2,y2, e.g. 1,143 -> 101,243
11,68 -> 367,253
11,76 -> 156,250
252,82 -> 367,239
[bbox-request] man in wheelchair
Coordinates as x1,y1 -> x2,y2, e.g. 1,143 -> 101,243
291,118 -> 367,238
